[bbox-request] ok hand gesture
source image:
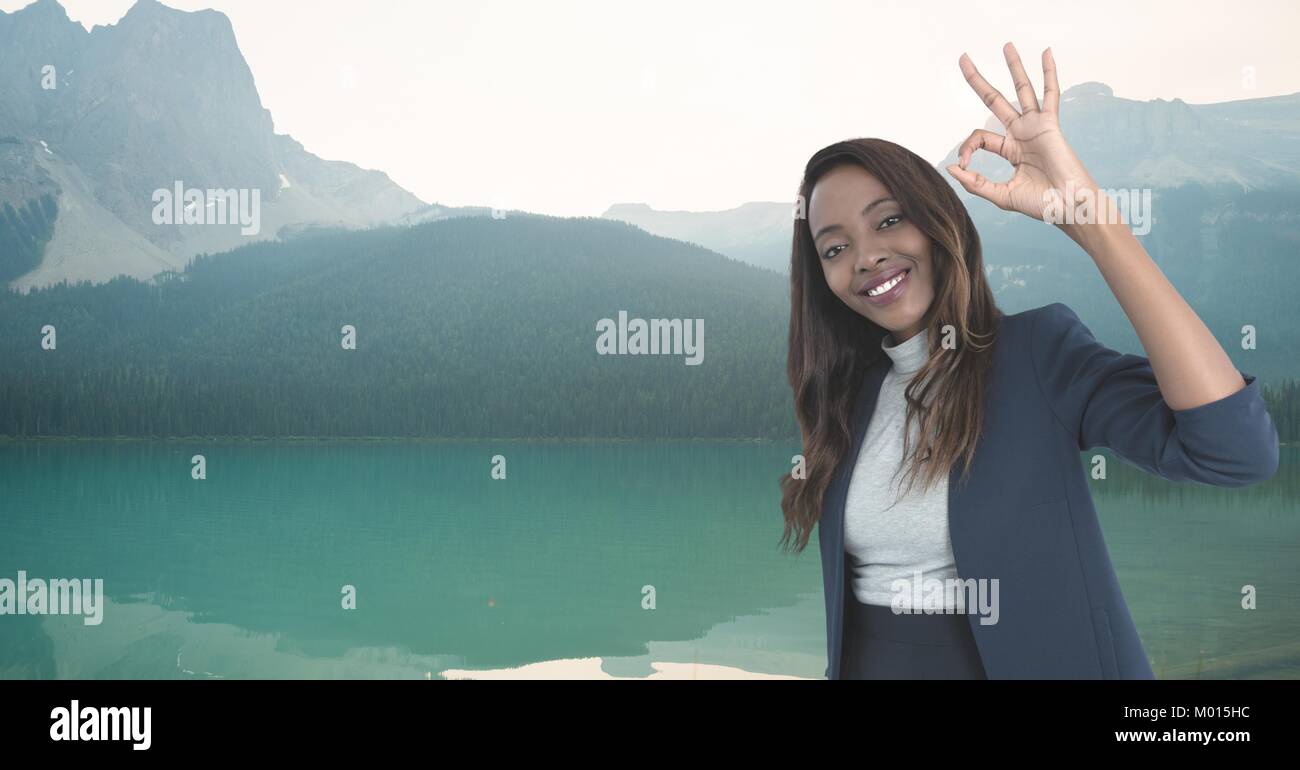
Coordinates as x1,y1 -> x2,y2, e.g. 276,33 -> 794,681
946,43 -> 1101,224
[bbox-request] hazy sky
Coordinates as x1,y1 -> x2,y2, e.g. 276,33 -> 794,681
6,0 -> 1299,216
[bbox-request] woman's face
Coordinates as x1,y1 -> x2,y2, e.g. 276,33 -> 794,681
809,164 -> 935,343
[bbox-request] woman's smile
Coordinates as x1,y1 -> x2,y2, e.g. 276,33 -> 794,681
858,267 -> 912,306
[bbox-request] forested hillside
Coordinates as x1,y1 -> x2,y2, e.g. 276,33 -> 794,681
0,214 -> 797,438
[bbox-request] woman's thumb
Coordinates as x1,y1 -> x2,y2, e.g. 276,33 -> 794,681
946,163 -> 980,194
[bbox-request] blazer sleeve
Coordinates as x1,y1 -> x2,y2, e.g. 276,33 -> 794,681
1029,302 -> 1280,487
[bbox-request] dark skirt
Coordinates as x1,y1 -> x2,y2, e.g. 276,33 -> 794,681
841,593 -> 988,680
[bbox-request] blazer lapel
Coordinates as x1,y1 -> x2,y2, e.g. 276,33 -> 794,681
822,356 -> 889,678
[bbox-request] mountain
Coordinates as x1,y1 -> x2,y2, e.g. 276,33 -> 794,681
0,0 -> 447,292
0,214 -> 796,438
2,5 -> 1296,440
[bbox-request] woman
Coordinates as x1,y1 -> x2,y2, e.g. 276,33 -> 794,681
778,43 -> 1280,680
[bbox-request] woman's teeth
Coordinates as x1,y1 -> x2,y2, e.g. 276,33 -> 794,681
868,270 -> 907,296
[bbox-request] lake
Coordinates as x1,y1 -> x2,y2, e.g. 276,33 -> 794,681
0,440 -> 1295,679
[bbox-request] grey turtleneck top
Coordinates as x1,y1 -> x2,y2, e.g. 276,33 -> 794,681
842,328 -> 959,608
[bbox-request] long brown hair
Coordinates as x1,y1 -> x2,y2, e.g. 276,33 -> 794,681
778,137 -> 1002,554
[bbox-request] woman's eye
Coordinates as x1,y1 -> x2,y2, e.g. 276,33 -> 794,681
822,215 -> 903,259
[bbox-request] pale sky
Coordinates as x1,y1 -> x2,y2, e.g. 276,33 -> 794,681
5,0 -> 1299,216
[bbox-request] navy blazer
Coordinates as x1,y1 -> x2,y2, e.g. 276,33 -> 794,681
819,302 -> 1280,679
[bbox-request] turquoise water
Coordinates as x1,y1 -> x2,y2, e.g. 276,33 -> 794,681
0,440 -> 1295,679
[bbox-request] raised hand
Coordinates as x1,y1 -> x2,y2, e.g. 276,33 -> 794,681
946,43 -> 1102,225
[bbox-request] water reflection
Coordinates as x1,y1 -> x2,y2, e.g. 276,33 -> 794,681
0,440 -> 1295,679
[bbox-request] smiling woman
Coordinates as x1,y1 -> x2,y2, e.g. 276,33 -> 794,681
778,43 -> 1280,681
